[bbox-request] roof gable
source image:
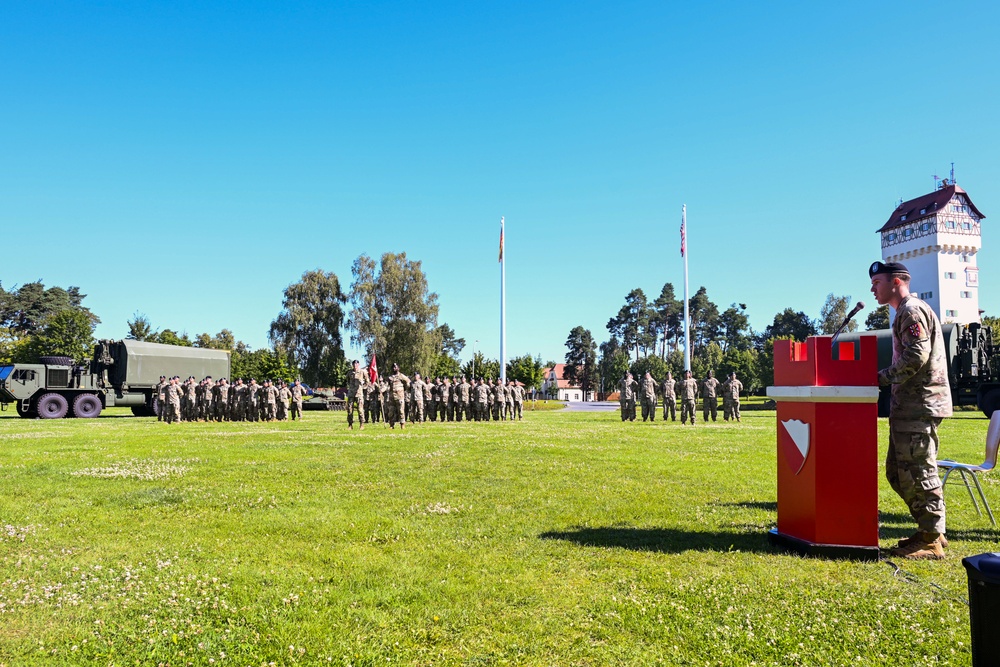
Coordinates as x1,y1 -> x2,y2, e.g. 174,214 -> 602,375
879,184 -> 985,232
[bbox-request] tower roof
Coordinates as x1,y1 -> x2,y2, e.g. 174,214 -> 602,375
878,183 -> 985,232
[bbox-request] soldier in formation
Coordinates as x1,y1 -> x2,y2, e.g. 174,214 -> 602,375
661,371 -> 676,421
722,372 -> 743,422
679,370 -> 698,425
346,360 -> 368,430
701,370 -> 720,422
619,372 -> 638,422
640,371 -> 658,422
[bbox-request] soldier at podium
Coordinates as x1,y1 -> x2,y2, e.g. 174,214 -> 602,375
870,261 -> 951,560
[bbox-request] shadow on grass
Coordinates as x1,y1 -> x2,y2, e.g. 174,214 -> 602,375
716,501 -> 777,512
540,526 -> 774,554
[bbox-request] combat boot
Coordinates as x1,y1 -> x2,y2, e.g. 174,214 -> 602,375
895,532 -> 948,549
890,534 -> 945,560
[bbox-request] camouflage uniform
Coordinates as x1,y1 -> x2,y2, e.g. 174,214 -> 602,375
619,374 -> 638,422
661,373 -> 676,421
680,375 -> 698,425
640,373 -> 657,422
277,383 -> 290,421
290,381 -> 304,421
725,375 -> 743,422
880,294 -> 952,540
164,378 -> 183,424
232,380 -> 246,422
701,373 -> 720,422
411,376 -> 426,423
473,380 -> 489,421
213,380 -> 229,421
512,383 -> 524,420
440,380 -> 452,421
346,366 -> 368,428
456,378 -> 471,422
246,380 -> 259,422
504,382 -> 514,420
492,380 -> 504,420
387,370 -> 410,427
156,377 -> 168,421
183,378 -> 198,421
263,381 -> 277,421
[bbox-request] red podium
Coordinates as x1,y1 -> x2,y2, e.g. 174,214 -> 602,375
765,335 -> 881,560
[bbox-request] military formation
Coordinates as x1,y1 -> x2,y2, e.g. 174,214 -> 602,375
351,361 -> 528,430
155,375 -> 305,423
619,369 -> 743,424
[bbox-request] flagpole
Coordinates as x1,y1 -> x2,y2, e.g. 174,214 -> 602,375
500,216 -> 507,382
682,205 -> 691,372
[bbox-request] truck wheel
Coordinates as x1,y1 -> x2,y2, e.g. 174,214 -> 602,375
39,356 -> 75,366
37,393 -> 69,419
72,394 -> 103,418
981,388 -> 1000,418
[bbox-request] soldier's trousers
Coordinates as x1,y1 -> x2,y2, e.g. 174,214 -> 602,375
702,397 -> 718,421
412,401 -> 424,423
166,400 -> 181,424
681,399 -> 696,424
641,398 -> 656,421
662,397 -> 676,421
233,403 -> 245,422
277,402 -> 288,421
887,417 -> 946,536
456,402 -> 467,422
390,394 -> 406,426
620,398 -> 635,422
513,401 -> 522,420
215,401 -> 228,422
290,401 -> 302,420
247,401 -> 258,422
347,396 -> 364,427
722,398 -> 733,421
731,399 -> 741,421
264,403 -> 276,421
506,402 -> 514,420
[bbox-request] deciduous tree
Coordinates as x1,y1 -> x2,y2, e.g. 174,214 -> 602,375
564,326 -> 599,400
269,269 -> 347,387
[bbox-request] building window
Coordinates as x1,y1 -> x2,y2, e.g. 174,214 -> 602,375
944,272 -> 956,279
901,215 -> 907,221
962,222 -> 972,230
919,291 -> 933,299
946,310 -> 958,317
960,254 -> 971,263
904,229 -> 913,237
920,208 -> 926,215
574,393 -> 580,400
920,222 -> 932,231
961,291 -> 972,298
947,220 -> 956,229
888,232 -> 897,241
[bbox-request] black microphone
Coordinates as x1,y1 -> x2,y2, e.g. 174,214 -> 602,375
832,301 -> 865,347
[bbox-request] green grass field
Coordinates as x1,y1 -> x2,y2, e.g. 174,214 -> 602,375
0,406 -> 996,666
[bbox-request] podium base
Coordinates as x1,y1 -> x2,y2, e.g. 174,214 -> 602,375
768,528 -> 880,561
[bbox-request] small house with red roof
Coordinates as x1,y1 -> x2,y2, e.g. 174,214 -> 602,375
540,364 -> 593,401
879,179 -> 984,324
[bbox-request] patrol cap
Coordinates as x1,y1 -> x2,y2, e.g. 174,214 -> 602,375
869,261 -> 910,278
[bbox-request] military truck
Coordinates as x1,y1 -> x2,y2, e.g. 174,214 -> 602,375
837,322 -> 999,417
0,339 -> 230,419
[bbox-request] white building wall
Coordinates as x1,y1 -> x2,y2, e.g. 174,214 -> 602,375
881,194 -> 981,325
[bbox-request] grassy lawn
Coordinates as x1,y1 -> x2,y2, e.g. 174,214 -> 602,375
0,407 -> 996,666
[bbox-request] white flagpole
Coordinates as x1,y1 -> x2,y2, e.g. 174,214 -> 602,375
682,205 -> 691,372
500,216 -> 507,382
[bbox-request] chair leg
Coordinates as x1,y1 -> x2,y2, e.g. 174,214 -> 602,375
969,472 -> 997,527
957,469 -> 982,515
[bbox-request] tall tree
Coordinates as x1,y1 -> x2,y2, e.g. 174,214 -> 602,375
564,326 -> 599,401
126,312 -> 157,341
818,293 -> 858,335
28,309 -> 96,362
688,286 -> 720,353
347,252 -> 441,375
507,354 -> 545,391
865,305 -> 891,330
718,303 -> 751,352
599,337 -> 631,395
269,269 -> 347,387
461,353 -> 500,380
0,281 -> 100,335
651,283 -> 682,358
762,308 -> 817,343
607,289 -> 650,361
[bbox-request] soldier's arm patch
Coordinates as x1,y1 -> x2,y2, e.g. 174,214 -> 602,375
908,322 -> 924,339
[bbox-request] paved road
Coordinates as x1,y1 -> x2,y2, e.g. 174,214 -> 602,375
563,401 -> 619,412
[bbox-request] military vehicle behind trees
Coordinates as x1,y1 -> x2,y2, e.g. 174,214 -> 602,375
0,339 -> 230,419
837,321 -> 999,417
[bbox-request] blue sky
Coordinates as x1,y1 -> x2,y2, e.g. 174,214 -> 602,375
3,1 -> 998,365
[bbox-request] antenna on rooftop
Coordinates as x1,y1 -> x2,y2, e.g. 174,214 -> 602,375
951,162 -> 956,184
933,174 -> 939,190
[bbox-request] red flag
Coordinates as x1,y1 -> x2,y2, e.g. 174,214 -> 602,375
498,217 -> 505,263
368,354 -> 378,383
680,219 -> 686,257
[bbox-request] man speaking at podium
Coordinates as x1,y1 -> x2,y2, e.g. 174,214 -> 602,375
870,261 -> 952,560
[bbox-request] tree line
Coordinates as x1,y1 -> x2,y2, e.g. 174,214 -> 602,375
563,284 -> 893,397
1,253 -> 552,391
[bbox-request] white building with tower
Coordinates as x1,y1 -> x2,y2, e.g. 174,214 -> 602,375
878,179 -> 985,324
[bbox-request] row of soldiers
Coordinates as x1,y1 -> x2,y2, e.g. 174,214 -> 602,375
345,361 -> 527,429
156,375 -> 306,424
619,370 -> 744,425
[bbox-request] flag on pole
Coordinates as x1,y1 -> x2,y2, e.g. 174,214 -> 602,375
499,217 -> 505,262
368,353 -> 378,384
680,216 -> 687,257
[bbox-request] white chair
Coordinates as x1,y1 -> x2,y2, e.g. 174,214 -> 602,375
938,412 -> 1000,527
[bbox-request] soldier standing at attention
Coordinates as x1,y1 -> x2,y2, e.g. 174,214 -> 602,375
701,370 -> 720,422
156,375 -> 168,421
870,261 -> 952,560
290,380 -> 304,421
455,376 -> 471,422
680,371 -> 698,425
214,378 -> 229,421
512,381 -> 525,420
661,371 -> 677,421
441,377 -> 452,422
346,360 -> 368,430
720,374 -> 733,421
726,372 -> 743,422
264,380 -> 279,421
411,372 -> 427,423
387,364 -> 410,429
246,379 -> 259,422
640,371 -> 658,422
183,376 -> 197,421
619,372 -> 638,422
504,380 -> 515,420
276,381 -> 290,421
165,376 -> 183,424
